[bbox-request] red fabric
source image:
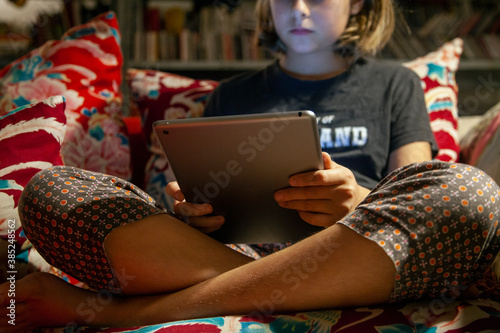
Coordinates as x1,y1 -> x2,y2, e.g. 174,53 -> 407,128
0,11 -> 131,179
127,69 -> 218,147
404,38 -> 463,162
0,96 -> 66,250
122,116 -> 149,188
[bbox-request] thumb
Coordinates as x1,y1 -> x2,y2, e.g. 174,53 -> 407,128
166,181 -> 184,201
322,152 -> 333,170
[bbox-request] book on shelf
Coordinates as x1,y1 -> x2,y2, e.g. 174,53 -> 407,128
134,30 -> 144,63
461,36 -> 484,60
476,34 -> 500,60
178,28 -> 190,61
470,10 -> 500,36
144,7 -> 161,62
455,12 -> 482,37
490,15 -> 500,34
133,2 -> 271,64
384,3 -> 500,61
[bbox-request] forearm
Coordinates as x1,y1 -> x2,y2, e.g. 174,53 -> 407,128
388,141 -> 432,171
355,184 -> 371,208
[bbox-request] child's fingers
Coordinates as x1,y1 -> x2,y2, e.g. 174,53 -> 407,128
165,181 -> 184,201
173,201 -> 213,218
183,216 -> 225,234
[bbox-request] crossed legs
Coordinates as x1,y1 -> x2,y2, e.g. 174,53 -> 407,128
0,215 -> 395,331
1,161 -> 499,332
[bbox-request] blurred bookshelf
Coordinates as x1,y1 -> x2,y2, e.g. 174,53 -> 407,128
391,0 -> 500,115
2,0 -> 499,73
120,0 -> 500,71
388,0 -> 500,68
121,0 -> 273,74
117,0 -> 500,115
0,0 -> 498,114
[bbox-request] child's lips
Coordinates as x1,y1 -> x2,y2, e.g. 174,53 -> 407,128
290,27 -> 313,35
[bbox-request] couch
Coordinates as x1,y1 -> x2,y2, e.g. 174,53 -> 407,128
1,11 -> 500,333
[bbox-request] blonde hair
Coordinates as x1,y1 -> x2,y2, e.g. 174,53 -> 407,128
256,0 -> 395,57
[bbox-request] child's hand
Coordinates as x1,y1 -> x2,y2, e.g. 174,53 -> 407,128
165,182 -> 225,233
274,152 -> 370,227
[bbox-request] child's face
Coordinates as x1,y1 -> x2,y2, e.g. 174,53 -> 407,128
270,0 -> 363,56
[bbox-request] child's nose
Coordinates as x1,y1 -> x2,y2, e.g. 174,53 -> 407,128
292,0 -> 310,20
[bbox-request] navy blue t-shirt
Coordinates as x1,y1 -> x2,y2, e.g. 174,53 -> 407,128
204,58 -> 438,189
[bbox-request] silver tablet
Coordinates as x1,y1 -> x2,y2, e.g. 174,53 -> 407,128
153,110 -> 324,244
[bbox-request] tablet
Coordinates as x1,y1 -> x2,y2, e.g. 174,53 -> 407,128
153,110 -> 324,244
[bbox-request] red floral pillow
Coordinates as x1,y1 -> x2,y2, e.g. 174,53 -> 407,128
0,11 -> 131,180
0,95 -> 86,286
127,69 -> 218,208
404,38 -> 463,162
0,96 -> 66,253
127,69 -> 218,146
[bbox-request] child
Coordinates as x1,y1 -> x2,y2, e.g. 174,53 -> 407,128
166,0 -> 438,252
1,0 -> 498,331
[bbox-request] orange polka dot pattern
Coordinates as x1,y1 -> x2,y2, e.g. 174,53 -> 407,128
338,161 -> 500,302
19,166 -> 168,292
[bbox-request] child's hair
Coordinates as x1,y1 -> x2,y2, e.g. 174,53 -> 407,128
256,0 -> 395,58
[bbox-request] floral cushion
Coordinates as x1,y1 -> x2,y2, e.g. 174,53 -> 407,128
127,69 -> 218,208
0,11 -> 131,180
460,101 -> 500,185
0,96 -> 66,268
41,298 -> 500,333
0,96 -> 66,250
0,95 -> 86,286
403,38 -> 463,163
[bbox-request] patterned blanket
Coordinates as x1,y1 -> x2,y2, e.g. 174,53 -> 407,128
42,298 -> 500,333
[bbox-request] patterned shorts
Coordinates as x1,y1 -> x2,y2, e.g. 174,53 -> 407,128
337,161 -> 500,301
19,166 -> 168,292
19,162 -> 500,301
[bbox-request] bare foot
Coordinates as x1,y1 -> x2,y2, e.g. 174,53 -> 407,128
0,272 -> 101,332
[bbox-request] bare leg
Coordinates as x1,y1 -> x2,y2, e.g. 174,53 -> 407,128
0,222 -> 395,330
0,213 -> 255,332
129,223 -> 396,323
0,272 -> 102,333
103,213 -> 254,295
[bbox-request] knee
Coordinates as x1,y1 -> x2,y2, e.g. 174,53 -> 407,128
385,161 -> 499,223
18,166 -> 71,227
427,163 -> 500,247
452,164 -> 500,228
